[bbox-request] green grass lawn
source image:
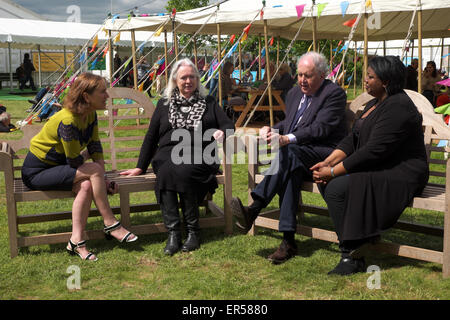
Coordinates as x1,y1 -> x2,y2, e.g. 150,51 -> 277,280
1,93 -> 450,300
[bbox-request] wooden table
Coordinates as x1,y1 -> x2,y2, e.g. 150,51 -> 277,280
232,87 -> 286,127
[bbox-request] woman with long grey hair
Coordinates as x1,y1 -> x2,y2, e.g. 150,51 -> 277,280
121,58 -> 234,255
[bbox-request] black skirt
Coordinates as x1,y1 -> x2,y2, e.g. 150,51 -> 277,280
21,152 -> 77,191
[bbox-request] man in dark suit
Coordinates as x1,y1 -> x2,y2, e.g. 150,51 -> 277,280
230,52 -> 347,264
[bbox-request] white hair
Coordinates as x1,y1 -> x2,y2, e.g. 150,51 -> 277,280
163,58 -> 208,100
0,112 -> 10,122
297,51 -> 329,77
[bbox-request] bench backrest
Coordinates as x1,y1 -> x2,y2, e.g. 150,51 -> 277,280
99,87 -> 156,172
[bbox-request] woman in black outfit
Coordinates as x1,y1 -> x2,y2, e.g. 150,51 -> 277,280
121,58 -> 234,255
311,56 -> 429,275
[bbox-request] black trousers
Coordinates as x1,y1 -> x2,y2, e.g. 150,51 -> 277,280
251,144 -> 322,232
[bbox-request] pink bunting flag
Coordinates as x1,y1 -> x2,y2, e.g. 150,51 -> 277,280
296,4 -> 306,19
111,78 -> 120,87
327,63 -> 342,79
437,78 -> 450,86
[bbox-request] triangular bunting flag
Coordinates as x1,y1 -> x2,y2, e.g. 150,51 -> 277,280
296,4 -> 306,19
340,1 -> 349,17
113,32 -> 121,43
89,34 -> 98,53
269,37 -> 274,46
138,82 -> 144,92
365,0 -> 372,8
230,34 -> 236,45
343,17 -> 357,27
317,3 -> 328,18
154,26 -> 164,37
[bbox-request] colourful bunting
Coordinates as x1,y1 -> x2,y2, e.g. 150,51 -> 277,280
340,1 -> 349,17
171,8 -> 176,18
343,17 -> 357,27
442,53 -> 450,59
79,52 -> 86,64
138,82 -> 144,92
154,26 -> 164,37
111,78 -> 120,87
260,8 -> 264,20
269,37 -> 274,46
230,34 -> 236,45
296,4 -> 306,19
434,103 -> 450,115
113,32 -> 121,43
317,3 -> 328,18
111,14 -> 120,23
89,34 -> 98,53
102,45 -> 109,58
365,0 -> 372,8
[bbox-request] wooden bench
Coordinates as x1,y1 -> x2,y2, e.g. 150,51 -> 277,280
0,87 -> 233,258
240,89 -> 450,278
0,72 -> 19,90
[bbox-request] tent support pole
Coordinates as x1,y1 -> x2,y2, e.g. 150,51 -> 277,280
8,42 -> 13,93
276,36 -> 280,67
440,38 -> 445,70
131,30 -> 138,90
418,9 -> 423,94
354,41 -> 357,98
312,17 -> 317,52
164,30 -> 168,86
174,21 -> 179,60
217,23 -> 222,108
37,45 -> 42,88
238,41 -> 242,81
264,20 -> 274,127
193,35 -> 198,67
258,34 -> 262,81
108,31 -> 113,86
363,13 -> 368,92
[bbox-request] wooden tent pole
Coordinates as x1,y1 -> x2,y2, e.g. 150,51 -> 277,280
108,30 -> 113,86
193,35 -> 198,67
312,17 -> 317,52
164,30 -> 168,86
363,13 -> 368,92
238,41 -> 242,81
418,9 -> 423,94
264,20 -> 274,127
131,30 -> 138,90
258,34 -> 262,81
217,23 -> 223,108
354,41 -> 357,98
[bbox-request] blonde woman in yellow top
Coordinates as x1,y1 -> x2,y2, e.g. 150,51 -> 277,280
22,73 -> 137,261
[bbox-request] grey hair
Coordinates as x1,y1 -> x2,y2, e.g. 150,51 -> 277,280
0,112 -> 10,122
297,51 -> 329,77
163,58 -> 208,100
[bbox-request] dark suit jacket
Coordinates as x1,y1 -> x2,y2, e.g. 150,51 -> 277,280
273,79 -> 348,158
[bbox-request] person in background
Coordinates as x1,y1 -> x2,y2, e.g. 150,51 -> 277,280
0,111 -> 17,132
20,53 -> 36,91
272,63 -> 296,102
120,59 -> 234,256
421,61 -> 442,105
405,58 -> 418,91
21,73 -> 138,261
311,56 -> 429,276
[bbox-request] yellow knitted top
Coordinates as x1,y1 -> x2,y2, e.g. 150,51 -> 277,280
29,108 -> 103,168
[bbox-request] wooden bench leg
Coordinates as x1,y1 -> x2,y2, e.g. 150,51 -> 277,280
119,190 -> 131,229
443,206 -> 450,278
6,199 -> 19,258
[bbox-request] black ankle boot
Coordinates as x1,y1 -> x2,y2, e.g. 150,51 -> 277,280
164,231 -> 182,255
182,232 -> 200,252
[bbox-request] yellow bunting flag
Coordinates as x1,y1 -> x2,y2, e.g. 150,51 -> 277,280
138,82 -> 144,91
307,42 -> 313,52
113,32 -> 121,43
154,26 -> 164,37
365,0 -> 372,8
90,34 -> 98,53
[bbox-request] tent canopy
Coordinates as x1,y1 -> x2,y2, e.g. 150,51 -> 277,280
104,0 -> 450,41
0,18 -> 170,50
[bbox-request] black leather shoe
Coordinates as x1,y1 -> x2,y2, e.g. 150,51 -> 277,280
328,257 -> 366,276
182,232 -> 200,252
164,232 -> 181,256
230,197 -> 258,233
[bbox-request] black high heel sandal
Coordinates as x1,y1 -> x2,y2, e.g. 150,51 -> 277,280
103,221 -> 138,243
66,239 -> 98,261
